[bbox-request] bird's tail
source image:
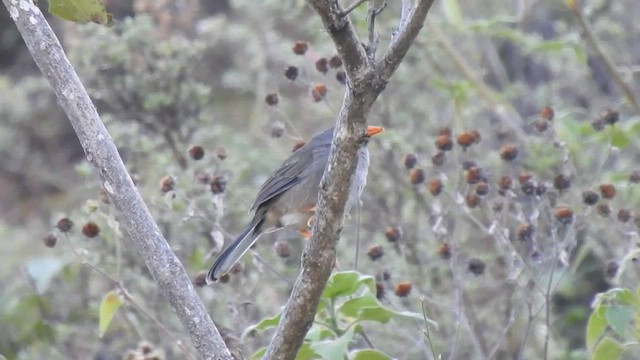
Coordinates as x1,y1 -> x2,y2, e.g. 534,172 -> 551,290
206,221 -> 262,284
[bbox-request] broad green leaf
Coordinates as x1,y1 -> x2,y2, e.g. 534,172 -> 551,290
252,347 -> 265,360
242,313 -> 281,339
586,306 -> 608,351
99,290 -> 122,337
48,0 -> 110,25
310,325 -> 356,360
296,343 -> 320,360
350,349 -> 392,360
591,337 -> 623,360
608,126 -> 631,149
338,294 -> 431,326
23,257 -> 67,294
306,326 -> 336,341
604,305 -> 635,338
322,271 -> 375,300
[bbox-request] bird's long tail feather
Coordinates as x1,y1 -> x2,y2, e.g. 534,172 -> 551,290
206,221 -> 262,283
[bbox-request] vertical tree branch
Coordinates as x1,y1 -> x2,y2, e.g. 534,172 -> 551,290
2,1 -> 232,359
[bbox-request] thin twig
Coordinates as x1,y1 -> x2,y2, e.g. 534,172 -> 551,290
339,0 -> 369,17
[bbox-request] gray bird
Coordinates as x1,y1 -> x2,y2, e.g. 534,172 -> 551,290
206,125 -> 384,283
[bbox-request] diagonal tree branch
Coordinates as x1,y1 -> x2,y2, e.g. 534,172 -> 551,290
263,1 -> 435,359
2,1 -> 232,359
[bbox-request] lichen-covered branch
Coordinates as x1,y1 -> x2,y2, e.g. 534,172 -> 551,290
2,1 -> 231,359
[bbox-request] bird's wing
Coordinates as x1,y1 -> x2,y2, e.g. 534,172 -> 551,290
249,151 -> 310,212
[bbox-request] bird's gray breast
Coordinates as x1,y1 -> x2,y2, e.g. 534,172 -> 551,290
347,147 -> 370,212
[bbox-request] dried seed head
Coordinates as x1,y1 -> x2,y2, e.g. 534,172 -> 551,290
435,135 -> 453,151
284,66 -> 299,81
617,209 -> 631,223
384,226 -> 402,242
367,245 -> 384,260
521,181 -> 536,196
193,271 -> 208,287
229,261 -> 244,275
499,144 -> 519,161
630,171 -> 640,183
554,206 -> 574,224
329,55 -> 342,68
43,233 -> 57,248
468,258 -> 486,275
492,200 -> 504,212
535,183 -> 548,196
591,118 -> 605,131
553,175 -> 571,191
335,70 -> 346,84
438,243 -> 452,259
465,167 -> 484,184
409,168 -> 426,185
431,152 -> 446,166
188,145 -> 205,160
311,83 -> 328,102
394,282 -> 412,297
315,58 -> 329,74
271,121 -> 285,138
428,178 -> 443,196
518,171 -> 533,185
516,223 -> 534,242
56,218 -> 74,232
219,273 -> 230,283
475,181 -> 489,196
292,41 -> 308,55
376,281 -> 385,299
601,109 -> 619,125
382,270 -> 391,281
604,260 -> 619,279
438,127 -> 452,136
215,146 -> 228,160
292,140 -> 306,152
465,193 -> 481,208
498,176 -> 513,191
461,160 -> 477,170
403,153 -> 418,169
210,176 -> 227,194
582,190 -> 599,205
599,184 -> 616,199
274,241 -> 291,258
457,131 -> 478,149
540,106 -> 555,120
160,176 -> 175,193
597,203 -> 611,217
264,93 -> 279,106
534,119 -> 549,132
82,221 -> 100,238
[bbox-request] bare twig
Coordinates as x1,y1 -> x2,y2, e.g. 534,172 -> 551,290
2,2 -> 231,359
339,0 -> 369,17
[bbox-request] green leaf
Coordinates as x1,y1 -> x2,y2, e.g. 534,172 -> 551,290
587,305 -> 608,351
242,313 -> 281,339
98,290 -> 122,337
338,293 -> 431,326
350,349 -> 392,360
48,0 -> 110,24
591,337 -> 623,360
310,325 -> 356,360
252,347 -> 266,360
296,343 -> 320,360
608,126 -> 631,149
604,305 -> 635,338
23,257 -> 67,294
322,271 -> 376,301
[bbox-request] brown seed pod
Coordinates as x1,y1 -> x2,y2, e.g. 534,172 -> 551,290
435,135 -> 453,151
438,243 -> 452,259
311,83 -> 328,102
516,223 -> 534,242
492,200 -> 504,212
465,193 -> 481,208
617,209 -> 631,223
335,70 -> 346,85
409,168 -> 425,185
284,66 -> 299,81
218,273 -> 230,283
384,226 -> 402,242
630,171 -> 640,184
382,270 -> 391,281
43,233 -> 58,248
292,140 -> 306,152
535,183 -> 547,196
292,41 -> 308,55
329,55 -> 342,68
215,146 -> 228,160
554,206 -> 574,224
582,191 -> 599,205
229,261 -> 244,275
192,271 -> 208,287
264,93 -> 279,106
534,119 -> 549,132
604,260 -> 619,279
210,176 -> 227,194
461,160 -> 477,170
274,241 -> 291,258
315,58 -> 329,74
82,221 -> 100,238
56,218 -> 74,232
160,175 -> 175,193
600,184 -> 616,199
188,145 -> 205,160
498,176 -> 513,191
540,106 -> 555,120
431,152 -> 446,166
468,258 -> 486,275
553,175 -> 571,191
428,178 -> 443,196
394,282 -> 412,297
499,144 -> 519,161
591,118 -> 605,131
518,171 -> 532,185
521,181 -> 536,196
457,131 -> 477,149
465,167 -> 484,184
601,109 -> 619,125
367,245 -> 384,260
475,181 -> 489,196
597,203 -> 611,217
403,153 -> 418,169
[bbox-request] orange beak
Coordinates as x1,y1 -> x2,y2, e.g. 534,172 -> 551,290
366,126 -> 385,137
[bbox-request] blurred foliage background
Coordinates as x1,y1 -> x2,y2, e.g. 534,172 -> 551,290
2,0 -> 640,359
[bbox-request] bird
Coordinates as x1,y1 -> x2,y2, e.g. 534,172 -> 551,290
206,125 -> 384,283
